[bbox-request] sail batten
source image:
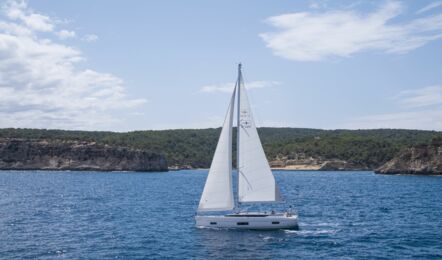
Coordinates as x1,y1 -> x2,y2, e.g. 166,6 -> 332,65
197,85 -> 236,212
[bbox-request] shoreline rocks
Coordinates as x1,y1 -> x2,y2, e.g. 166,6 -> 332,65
269,154 -> 369,171
375,142 -> 442,175
0,138 -> 168,172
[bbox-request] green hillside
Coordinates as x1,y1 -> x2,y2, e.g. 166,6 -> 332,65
1,128 -> 441,169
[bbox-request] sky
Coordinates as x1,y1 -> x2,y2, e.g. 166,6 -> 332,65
0,0 -> 441,131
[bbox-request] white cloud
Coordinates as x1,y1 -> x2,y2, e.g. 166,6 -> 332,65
309,0 -> 328,10
82,34 -> 98,42
394,85 -> 442,108
200,81 -> 280,93
260,1 -> 442,61
341,85 -> 442,130
417,1 -> 442,14
340,109 -> 442,130
0,0 -> 145,130
3,0 -> 53,32
56,29 -> 76,39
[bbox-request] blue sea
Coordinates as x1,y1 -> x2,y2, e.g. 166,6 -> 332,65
0,170 -> 441,259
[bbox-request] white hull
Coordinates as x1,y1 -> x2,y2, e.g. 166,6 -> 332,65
195,212 -> 298,230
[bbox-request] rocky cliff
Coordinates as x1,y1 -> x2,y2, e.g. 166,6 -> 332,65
0,138 -> 167,171
375,143 -> 442,175
269,153 -> 370,171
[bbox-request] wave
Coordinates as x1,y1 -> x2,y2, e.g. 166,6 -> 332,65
284,229 -> 337,235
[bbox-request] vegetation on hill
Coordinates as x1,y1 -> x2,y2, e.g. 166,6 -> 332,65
0,128 -> 441,169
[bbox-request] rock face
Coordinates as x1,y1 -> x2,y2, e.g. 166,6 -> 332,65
269,153 -> 369,171
0,138 -> 167,171
375,144 -> 442,175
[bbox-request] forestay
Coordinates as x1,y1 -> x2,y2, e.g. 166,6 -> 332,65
237,74 -> 282,203
197,85 -> 236,211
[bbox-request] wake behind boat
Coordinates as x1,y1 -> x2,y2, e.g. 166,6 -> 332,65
195,64 -> 298,230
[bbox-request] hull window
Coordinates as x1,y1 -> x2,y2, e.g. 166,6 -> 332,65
210,222 -> 217,225
237,222 -> 249,226
272,221 -> 280,224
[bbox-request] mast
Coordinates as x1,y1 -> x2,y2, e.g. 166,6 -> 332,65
236,63 -> 242,209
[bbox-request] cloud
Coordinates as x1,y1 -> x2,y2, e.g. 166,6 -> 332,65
260,1 -> 442,61
0,0 -> 145,130
417,1 -> 442,14
340,109 -> 442,130
82,34 -> 98,42
56,29 -> 76,39
3,0 -> 53,32
200,81 -> 280,93
341,85 -> 442,130
393,85 -> 442,108
309,0 -> 328,10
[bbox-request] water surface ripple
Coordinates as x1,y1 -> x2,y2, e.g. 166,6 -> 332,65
0,170 -> 441,259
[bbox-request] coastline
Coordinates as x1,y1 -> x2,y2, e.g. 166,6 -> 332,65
271,165 -> 322,171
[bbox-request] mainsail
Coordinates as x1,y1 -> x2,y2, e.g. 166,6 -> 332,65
237,66 -> 282,203
197,85 -> 236,211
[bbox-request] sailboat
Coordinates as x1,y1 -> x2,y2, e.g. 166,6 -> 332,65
195,64 -> 298,230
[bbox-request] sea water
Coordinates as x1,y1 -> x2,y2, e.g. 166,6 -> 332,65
0,170 -> 441,259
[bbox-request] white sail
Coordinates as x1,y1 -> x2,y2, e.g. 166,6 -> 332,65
237,72 -> 282,203
198,85 -> 236,211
